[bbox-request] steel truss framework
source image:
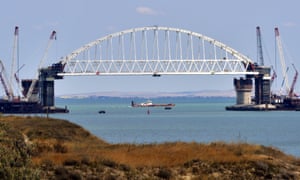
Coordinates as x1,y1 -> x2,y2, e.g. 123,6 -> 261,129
60,26 -> 257,76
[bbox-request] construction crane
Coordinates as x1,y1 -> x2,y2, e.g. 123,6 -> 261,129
25,30 -> 57,101
256,26 -> 278,87
270,67 -> 277,85
275,27 -> 290,95
256,26 -> 264,66
0,26 -> 23,100
10,26 -> 18,92
14,64 -> 25,85
10,26 -> 24,98
288,64 -> 298,97
0,60 -> 14,99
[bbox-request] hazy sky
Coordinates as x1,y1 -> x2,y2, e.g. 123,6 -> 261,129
0,0 -> 300,95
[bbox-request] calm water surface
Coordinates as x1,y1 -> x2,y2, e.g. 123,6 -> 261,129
50,97 -> 300,157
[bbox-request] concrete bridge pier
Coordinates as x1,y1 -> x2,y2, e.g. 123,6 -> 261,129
226,66 -> 274,110
39,62 -> 64,107
234,77 -> 253,105
253,67 -> 271,105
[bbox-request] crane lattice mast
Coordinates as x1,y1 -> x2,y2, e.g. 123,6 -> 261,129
275,27 -> 290,94
25,31 -> 56,101
0,61 -> 13,99
288,64 -> 298,97
256,26 -> 264,66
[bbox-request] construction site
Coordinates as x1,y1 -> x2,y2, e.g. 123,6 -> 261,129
0,27 -> 68,113
0,26 -> 299,113
226,27 -> 300,111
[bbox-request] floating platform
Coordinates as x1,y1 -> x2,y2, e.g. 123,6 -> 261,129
0,99 -> 69,114
226,104 -> 276,111
226,103 -> 300,111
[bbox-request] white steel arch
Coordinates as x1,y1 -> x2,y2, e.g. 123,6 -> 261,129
60,26 -> 257,76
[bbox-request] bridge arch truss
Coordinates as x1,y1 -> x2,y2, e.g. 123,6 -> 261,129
60,26 -> 256,76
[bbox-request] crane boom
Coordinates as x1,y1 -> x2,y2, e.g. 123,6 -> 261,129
256,26 -> 264,66
10,26 -> 18,92
288,64 -> 298,97
25,30 -> 56,101
257,27 -> 278,87
0,60 -> 13,99
275,27 -> 290,94
270,67 -> 277,85
10,26 -> 24,98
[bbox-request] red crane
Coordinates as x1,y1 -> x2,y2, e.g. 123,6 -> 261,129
288,64 -> 298,97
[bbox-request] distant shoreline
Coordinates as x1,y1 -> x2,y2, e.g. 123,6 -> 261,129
56,95 -> 236,100
57,90 -> 236,99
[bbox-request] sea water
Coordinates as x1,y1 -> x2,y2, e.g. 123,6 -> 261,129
49,97 -> 300,157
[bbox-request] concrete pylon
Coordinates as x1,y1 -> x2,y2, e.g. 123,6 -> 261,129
234,78 -> 253,105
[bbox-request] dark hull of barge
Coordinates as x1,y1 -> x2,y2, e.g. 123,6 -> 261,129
0,99 -> 69,114
226,101 -> 300,111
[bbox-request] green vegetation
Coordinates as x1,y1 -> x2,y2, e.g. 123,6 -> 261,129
0,115 -> 299,179
0,121 -> 39,179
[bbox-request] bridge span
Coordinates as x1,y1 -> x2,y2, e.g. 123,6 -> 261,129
58,26 -> 258,76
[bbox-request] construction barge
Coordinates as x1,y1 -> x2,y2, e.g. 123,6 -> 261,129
226,27 -> 300,111
226,101 -> 300,111
225,65 -> 300,111
0,99 -> 68,114
0,62 -> 69,114
0,27 -> 68,114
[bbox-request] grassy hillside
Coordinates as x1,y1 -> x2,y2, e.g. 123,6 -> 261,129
0,115 -> 299,179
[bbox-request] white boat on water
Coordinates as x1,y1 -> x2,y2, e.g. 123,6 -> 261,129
131,100 -> 175,107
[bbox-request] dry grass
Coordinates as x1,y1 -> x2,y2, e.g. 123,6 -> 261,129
0,115 -> 298,169
0,115 -> 106,143
95,142 -> 296,167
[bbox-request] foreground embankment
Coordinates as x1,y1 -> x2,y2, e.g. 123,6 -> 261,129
0,115 -> 299,179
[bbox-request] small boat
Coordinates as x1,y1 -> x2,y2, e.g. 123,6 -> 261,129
164,107 -> 172,110
98,110 -> 106,114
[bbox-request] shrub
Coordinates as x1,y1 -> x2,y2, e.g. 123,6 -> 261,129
103,174 -> 117,180
63,159 -> 80,166
54,166 -> 69,179
69,172 -> 82,180
40,159 -> 54,170
119,164 -> 131,171
53,141 -> 68,153
156,168 -> 172,179
80,157 -> 91,166
101,159 -> 118,168
30,142 -> 52,156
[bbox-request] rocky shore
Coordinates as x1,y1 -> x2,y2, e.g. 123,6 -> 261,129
0,115 -> 299,179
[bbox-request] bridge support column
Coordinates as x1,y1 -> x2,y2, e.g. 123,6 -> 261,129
234,77 -> 253,105
226,66 -> 274,111
254,67 -> 271,104
39,70 -> 55,107
38,62 -> 64,107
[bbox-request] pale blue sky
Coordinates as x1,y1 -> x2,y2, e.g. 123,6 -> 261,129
0,0 -> 300,95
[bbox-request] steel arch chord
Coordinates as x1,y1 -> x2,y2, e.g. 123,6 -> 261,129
60,26 -> 258,76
